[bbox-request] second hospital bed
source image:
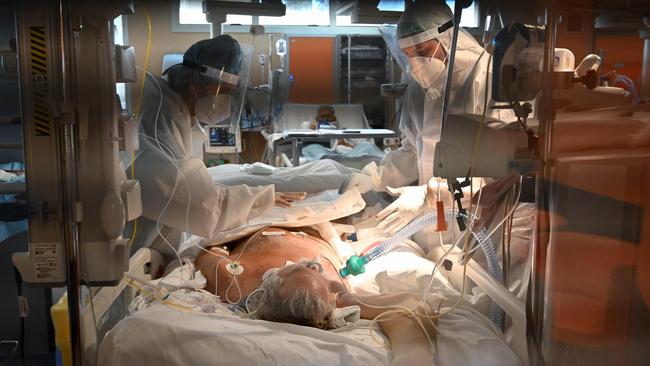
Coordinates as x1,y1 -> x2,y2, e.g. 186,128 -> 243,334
265,103 -> 396,168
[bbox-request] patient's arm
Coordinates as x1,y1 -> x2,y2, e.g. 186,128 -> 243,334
337,292 -> 437,366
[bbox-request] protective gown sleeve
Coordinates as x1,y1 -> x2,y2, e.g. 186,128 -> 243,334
373,84 -> 420,189
217,183 -> 275,231
375,137 -> 419,189
135,76 -> 276,239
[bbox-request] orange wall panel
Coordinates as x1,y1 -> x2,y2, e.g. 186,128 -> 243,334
595,35 -> 644,83
288,37 -> 335,104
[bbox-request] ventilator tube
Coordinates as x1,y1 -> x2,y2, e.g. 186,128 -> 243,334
340,210 -> 455,278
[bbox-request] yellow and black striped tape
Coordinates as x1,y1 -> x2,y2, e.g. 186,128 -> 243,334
30,26 -> 51,137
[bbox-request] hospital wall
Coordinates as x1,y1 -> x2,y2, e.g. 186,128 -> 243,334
124,1 -> 284,108
126,0 -> 209,82
551,1 -> 644,88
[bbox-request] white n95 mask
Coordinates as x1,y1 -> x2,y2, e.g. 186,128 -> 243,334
409,56 -> 447,100
195,93 -> 231,124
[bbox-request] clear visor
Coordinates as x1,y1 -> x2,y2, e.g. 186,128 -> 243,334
379,25 -> 413,80
188,43 -> 254,133
398,27 -> 441,50
228,43 -> 254,133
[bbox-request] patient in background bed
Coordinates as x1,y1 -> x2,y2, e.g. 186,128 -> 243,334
194,227 -> 439,365
310,104 -> 340,130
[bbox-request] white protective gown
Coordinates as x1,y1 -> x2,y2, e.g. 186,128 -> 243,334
375,29 -> 535,300
378,28 -> 516,187
134,75 -> 275,239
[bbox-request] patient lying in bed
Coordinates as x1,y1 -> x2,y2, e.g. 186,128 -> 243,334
194,227 -> 470,365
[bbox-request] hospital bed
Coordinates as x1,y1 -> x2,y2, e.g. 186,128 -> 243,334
264,103 -> 396,168
95,246 -> 526,366
81,188 -> 528,366
89,243 -> 527,365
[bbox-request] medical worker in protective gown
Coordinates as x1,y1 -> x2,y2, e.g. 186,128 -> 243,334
342,0 -> 534,300
134,35 -> 302,242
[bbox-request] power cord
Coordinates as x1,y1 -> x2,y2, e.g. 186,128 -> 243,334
13,267 -> 26,366
0,340 -> 19,366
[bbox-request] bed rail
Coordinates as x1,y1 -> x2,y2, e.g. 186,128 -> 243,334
82,248 -> 164,365
431,247 -> 529,365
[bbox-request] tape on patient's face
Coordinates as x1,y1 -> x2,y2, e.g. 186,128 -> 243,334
262,268 -> 279,281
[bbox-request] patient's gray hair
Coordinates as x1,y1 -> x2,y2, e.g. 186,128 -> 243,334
247,266 -> 332,328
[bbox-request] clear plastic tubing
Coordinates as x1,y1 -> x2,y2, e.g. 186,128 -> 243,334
352,208 -> 505,328
364,209 -> 455,262
365,211 -> 505,328
340,210 -> 453,277
474,226 -> 505,328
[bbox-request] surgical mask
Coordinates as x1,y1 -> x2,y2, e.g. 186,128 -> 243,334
410,56 -> 446,99
194,88 -> 232,124
408,42 -> 447,100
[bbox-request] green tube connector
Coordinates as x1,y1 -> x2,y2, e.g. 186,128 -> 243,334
339,255 -> 369,278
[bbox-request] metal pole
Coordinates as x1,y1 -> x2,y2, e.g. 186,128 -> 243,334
292,139 -> 300,166
639,28 -> 650,99
57,1 -> 82,364
347,35 -> 351,104
440,1 -> 466,136
530,2 -> 558,362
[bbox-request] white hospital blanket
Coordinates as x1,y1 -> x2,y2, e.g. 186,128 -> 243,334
99,250 -> 521,366
208,159 -> 357,193
177,189 -> 366,252
99,304 -> 388,366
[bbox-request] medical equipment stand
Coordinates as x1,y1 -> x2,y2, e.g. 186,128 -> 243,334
12,1 -> 141,364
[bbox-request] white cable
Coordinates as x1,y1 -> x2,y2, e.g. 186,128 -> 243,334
142,72 -> 192,290
142,70 -> 243,293
421,178 -> 483,299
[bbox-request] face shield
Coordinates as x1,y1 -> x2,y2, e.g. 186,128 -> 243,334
397,19 -> 453,51
379,25 -> 413,80
383,24 -> 451,100
182,43 -> 254,133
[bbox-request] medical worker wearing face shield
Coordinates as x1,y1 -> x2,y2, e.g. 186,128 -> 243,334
343,1 -> 534,302
344,0 -> 516,235
134,35 -> 303,241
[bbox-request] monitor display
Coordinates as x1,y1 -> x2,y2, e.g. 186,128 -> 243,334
209,127 -> 236,147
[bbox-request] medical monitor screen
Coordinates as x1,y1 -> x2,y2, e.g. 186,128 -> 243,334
209,127 -> 236,147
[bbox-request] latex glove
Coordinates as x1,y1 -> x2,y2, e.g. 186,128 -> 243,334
339,173 -> 375,194
327,305 -> 361,329
376,185 -> 427,234
274,192 -> 306,207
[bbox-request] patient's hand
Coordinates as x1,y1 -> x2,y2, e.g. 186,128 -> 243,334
275,192 -> 307,207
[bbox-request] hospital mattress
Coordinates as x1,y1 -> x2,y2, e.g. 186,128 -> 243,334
98,251 -> 522,366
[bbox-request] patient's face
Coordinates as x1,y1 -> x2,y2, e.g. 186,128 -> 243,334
316,108 -> 336,122
277,263 -> 332,309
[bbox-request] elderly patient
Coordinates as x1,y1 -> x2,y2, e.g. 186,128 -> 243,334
194,226 -> 438,364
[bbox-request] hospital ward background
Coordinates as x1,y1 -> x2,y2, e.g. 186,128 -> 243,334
0,0 -> 649,365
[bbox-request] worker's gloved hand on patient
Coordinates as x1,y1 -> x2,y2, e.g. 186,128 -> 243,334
339,173 -> 376,194
376,185 -> 427,234
274,192 -> 307,207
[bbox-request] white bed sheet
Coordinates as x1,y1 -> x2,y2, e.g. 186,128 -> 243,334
99,304 -> 388,366
208,159 -> 357,193
99,249 -> 522,366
